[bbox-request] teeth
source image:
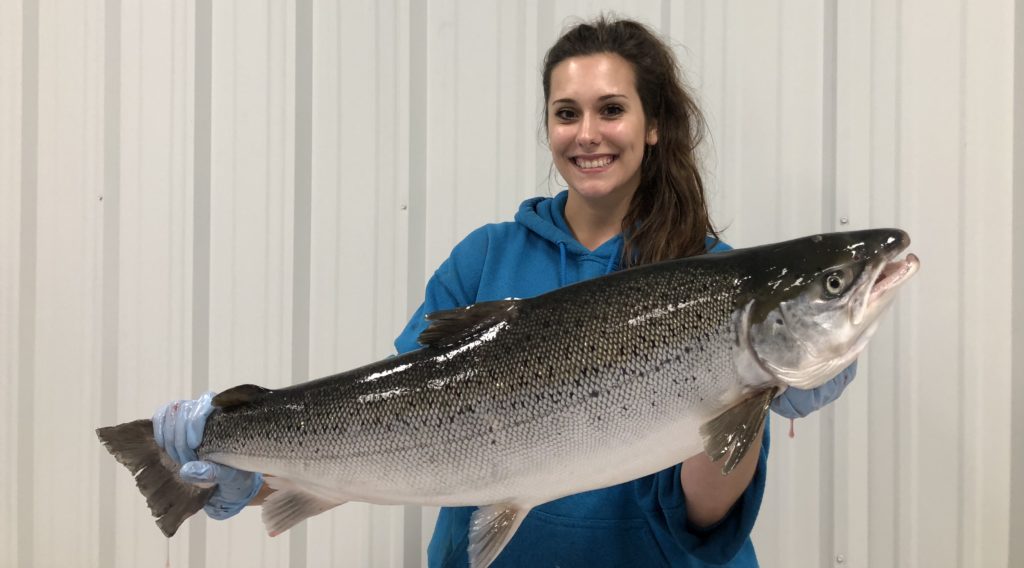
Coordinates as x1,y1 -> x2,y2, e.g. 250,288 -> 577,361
574,156 -> 613,169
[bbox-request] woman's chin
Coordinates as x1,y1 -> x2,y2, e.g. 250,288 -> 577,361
568,182 -> 635,204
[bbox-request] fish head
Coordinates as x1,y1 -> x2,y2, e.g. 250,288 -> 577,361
736,228 -> 919,390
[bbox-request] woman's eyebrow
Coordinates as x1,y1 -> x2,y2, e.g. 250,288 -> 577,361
551,93 -> 628,105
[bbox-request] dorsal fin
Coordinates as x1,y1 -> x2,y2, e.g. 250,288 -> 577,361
213,384 -> 274,409
417,299 -> 521,349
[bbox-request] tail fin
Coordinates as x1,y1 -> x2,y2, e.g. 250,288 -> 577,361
96,418 -> 215,537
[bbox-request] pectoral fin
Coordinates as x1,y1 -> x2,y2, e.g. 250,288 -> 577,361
261,477 -> 345,536
699,387 -> 778,475
468,502 -> 531,568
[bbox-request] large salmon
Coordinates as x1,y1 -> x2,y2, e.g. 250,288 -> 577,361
97,228 -> 919,567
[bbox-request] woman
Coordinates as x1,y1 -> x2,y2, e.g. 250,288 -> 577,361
154,16 -> 855,567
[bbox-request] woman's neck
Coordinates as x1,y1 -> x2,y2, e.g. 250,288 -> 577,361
563,189 -> 634,251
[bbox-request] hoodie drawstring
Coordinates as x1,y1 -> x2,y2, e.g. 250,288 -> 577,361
558,242 -> 567,288
558,240 -> 619,287
604,241 -> 620,274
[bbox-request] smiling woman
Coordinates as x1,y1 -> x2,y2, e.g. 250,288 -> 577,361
542,18 -> 715,267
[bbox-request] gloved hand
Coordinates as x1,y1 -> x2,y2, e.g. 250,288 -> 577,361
770,360 -> 858,419
153,391 -> 263,520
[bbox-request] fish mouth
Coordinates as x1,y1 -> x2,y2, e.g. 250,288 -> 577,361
870,252 -> 920,302
852,235 -> 920,325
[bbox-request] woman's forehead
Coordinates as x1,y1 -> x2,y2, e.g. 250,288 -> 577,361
548,53 -> 639,102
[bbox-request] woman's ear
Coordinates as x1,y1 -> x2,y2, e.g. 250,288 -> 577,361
646,124 -> 658,145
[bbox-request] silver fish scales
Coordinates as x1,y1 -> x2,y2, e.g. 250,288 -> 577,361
98,228 -> 920,568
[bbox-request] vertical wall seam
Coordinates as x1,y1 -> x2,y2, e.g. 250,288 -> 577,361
372,0 -> 381,357
1011,0 -> 1024,563
867,2 -> 878,564
262,4 -> 271,388
537,0 -> 554,196
774,2 -> 783,231
893,0 -> 904,563
98,0 -> 121,566
190,0 -> 213,565
372,0 -> 384,553
451,1 -> 460,233
391,0 -> 402,321
722,2 -> 734,235
405,0 -> 427,563
821,0 -> 839,566
406,0 -> 426,311
822,0 -> 838,233
956,0 -> 968,565
227,0 -> 237,406
494,7 -> 501,221
513,2 -> 523,206
290,1 -> 313,566
331,0 -> 341,371
167,0 -> 178,422
891,0 -> 909,564
17,0 -> 39,565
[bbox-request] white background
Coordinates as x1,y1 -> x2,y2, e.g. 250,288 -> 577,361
1,1 -> 1019,567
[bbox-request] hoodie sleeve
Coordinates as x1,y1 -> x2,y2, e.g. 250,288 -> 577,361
394,227 -> 490,355
635,423 -> 770,565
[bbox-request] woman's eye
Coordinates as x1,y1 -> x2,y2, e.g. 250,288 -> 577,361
825,272 -> 845,296
603,105 -> 624,117
554,108 -> 577,121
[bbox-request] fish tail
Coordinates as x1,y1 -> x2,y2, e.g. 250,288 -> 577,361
96,418 -> 215,537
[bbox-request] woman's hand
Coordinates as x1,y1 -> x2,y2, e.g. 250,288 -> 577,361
153,392 -> 264,520
770,360 -> 858,419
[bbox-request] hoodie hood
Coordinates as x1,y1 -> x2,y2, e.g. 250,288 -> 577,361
515,191 -> 623,286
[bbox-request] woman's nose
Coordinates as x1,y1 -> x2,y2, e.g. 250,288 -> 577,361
576,113 -> 601,147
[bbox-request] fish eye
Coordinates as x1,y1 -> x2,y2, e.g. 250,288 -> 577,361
824,272 -> 845,296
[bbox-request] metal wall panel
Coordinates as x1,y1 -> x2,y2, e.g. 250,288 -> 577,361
0,0 -> 23,566
831,2 -> 1016,568
306,0 -> 410,565
113,1 -> 197,565
955,3 -> 1014,567
0,1 -> 1016,567
1013,0 -> 1024,558
205,1 -> 295,566
33,2 -> 106,567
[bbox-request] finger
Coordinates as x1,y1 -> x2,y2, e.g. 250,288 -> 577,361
172,400 -> 196,464
182,461 -> 250,496
185,391 -> 217,450
770,394 -> 802,419
179,460 -> 218,487
839,361 -> 857,387
152,404 -> 168,449
161,401 -> 185,463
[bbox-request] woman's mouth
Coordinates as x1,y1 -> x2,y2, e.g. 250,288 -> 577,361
571,155 -> 616,170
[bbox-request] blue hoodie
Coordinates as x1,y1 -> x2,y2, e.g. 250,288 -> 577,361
394,191 -> 765,567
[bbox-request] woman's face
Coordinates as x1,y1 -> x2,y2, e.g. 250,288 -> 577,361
547,53 -> 657,207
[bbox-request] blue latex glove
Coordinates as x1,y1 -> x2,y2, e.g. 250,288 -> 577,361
153,391 -> 263,520
770,360 -> 858,419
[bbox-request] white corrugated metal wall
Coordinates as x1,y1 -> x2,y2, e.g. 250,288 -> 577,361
0,1 -> 1016,567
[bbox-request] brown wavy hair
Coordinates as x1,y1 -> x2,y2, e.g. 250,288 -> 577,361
542,16 -> 718,266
